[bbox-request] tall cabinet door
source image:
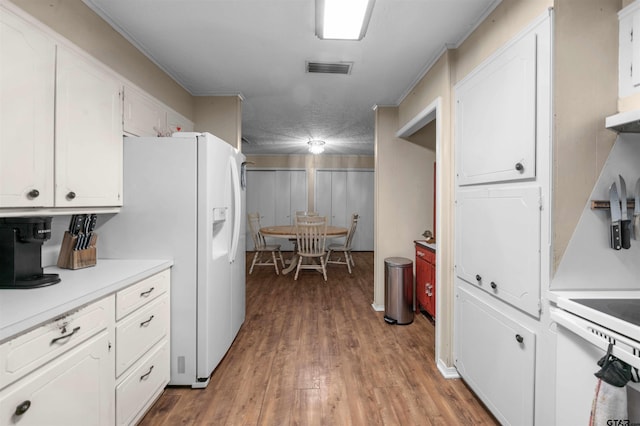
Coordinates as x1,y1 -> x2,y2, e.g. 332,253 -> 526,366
0,10 -> 55,207
55,46 -> 123,207
316,170 -> 374,250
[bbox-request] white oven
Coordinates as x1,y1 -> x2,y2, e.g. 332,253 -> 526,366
551,297 -> 640,425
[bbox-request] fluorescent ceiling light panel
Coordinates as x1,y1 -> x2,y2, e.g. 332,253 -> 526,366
316,0 -> 375,40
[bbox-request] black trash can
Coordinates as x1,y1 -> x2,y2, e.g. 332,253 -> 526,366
383,257 -> 414,325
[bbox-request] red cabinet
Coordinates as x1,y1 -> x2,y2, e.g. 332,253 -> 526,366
415,242 -> 436,319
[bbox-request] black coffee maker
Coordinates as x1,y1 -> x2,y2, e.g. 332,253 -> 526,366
0,217 -> 60,289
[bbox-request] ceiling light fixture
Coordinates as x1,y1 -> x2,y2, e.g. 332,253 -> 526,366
308,140 -> 326,154
315,0 -> 376,41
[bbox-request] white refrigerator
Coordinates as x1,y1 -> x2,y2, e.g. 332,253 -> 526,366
98,132 -> 246,388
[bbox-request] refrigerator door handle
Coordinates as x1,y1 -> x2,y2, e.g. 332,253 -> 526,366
229,158 -> 242,263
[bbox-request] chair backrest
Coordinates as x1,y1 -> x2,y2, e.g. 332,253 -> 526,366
247,212 -> 267,249
296,211 -> 319,218
295,215 -> 327,256
344,213 -> 359,249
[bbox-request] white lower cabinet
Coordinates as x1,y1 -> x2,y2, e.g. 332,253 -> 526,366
114,270 -> 170,425
455,286 -> 536,426
0,331 -> 114,426
116,340 -> 169,426
0,268 -> 170,426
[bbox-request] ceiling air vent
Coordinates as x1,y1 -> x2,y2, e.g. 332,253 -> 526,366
306,61 -> 353,75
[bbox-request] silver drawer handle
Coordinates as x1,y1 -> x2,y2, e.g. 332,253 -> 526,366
50,326 -> 80,345
140,315 -> 155,327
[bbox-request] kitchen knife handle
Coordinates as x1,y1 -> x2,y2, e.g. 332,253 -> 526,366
611,223 -> 622,250
634,215 -> 640,240
621,220 -> 632,249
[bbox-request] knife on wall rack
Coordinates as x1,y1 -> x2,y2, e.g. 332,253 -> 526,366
634,178 -> 640,240
618,175 -> 631,249
609,182 -> 622,250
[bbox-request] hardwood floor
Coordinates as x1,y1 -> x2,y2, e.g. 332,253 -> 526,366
139,252 -> 498,425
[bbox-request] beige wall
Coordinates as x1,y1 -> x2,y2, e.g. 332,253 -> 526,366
245,154 -> 375,212
8,0 -> 195,120
373,106 -> 433,313
553,0 -> 620,268
194,96 -> 243,150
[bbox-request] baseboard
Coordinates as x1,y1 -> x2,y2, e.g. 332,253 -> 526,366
437,360 -> 460,379
371,303 -> 384,312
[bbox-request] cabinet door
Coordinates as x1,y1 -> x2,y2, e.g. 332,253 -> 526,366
346,171 -> 374,251
455,287 -> 535,426
426,258 -> 436,318
415,254 -> 428,311
0,10 -> 55,207
455,186 -> 541,317
315,170 -> 374,250
0,331 -> 114,426
167,109 -> 194,133
455,30 -> 537,185
245,170 -> 276,250
123,85 -> 166,137
55,46 -> 123,207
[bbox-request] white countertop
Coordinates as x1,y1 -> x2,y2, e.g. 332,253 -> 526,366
0,258 -> 173,342
415,240 -> 437,251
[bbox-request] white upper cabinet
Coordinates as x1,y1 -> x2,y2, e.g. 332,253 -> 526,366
123,85 -> 165,137
455,186 -> 541,318
55,46 -> 123,207
455,30 -> 537,186
0,10 -> 55,207
619,2 -> 640,97
124,84 -> 194,137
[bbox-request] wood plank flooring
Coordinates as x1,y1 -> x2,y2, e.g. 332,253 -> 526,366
139,252 -> 498,425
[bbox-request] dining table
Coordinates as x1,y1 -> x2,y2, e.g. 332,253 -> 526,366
259,225 -> 348,275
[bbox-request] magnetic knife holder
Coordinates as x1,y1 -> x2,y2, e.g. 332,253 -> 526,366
590,199 -> 636,210
56,231 -> 97,270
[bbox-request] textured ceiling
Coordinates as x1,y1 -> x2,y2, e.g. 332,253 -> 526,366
83,0 -> 501,156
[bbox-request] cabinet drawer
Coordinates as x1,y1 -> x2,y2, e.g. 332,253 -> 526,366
116,269 -> 169,320
415,247 -> 435,263
116,339 -> 169,426
0,330 -> 114,426
116,295 -> 169,377
0,296 -> 114,389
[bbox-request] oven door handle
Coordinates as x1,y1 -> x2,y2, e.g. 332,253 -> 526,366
551,307 -> 640,370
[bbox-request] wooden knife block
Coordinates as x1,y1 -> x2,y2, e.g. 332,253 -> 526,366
57,231 -> 97,270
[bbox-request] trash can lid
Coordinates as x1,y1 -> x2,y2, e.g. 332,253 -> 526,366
384,257 -> 412,267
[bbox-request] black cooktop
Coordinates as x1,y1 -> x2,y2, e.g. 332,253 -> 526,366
572,299 -> 640,328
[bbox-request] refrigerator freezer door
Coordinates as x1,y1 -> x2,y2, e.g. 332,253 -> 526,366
196,134 -> 234,383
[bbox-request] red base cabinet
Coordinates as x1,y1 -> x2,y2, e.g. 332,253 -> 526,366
414,242 -> 436,319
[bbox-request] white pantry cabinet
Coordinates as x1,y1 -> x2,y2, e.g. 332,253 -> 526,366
0,9 -> 55,208
453,13 -> 551,426
0,7 -> 123,209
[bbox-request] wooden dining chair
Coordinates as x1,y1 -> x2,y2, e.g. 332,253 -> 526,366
247,213 -> 285,275
326,213 -> 359,274
294,215 -> 328,281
